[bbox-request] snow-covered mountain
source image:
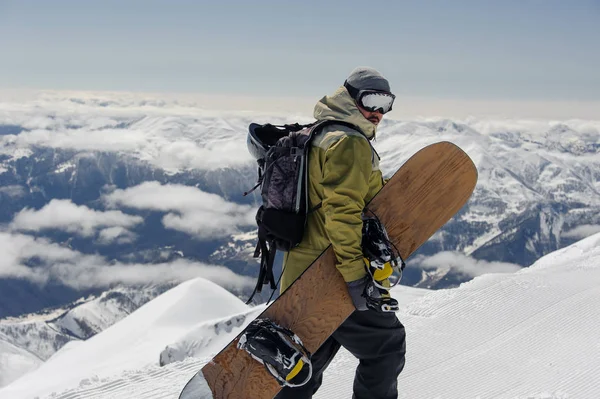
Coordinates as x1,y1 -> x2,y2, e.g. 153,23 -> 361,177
0,284 -> 175,387
1,93 -> 599,316
0,332 -> 42,388
0,278 -> 257,398
50,284 -> 175,340
1,92 -> 599,392
2,232 -> 599,399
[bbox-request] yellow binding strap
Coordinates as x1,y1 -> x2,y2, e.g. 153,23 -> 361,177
286,359 -> 305,381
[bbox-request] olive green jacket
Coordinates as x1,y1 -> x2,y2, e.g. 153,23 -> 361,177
281,87 -> 385,292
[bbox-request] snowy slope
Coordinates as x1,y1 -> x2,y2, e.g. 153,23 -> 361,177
159,306 -> 264,367
3,234 -> 600,398
0,332 -> 42,388
0,284 -> 175,388
0,317 -> 73,362
318,232 -> 600,399
0,278 -> 250,398
51,285 -> 174,340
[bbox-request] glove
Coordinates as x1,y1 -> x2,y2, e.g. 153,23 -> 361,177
347,276 -> 371,311
346,275 -> 399,313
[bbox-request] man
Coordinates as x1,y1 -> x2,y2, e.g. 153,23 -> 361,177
276,67 -> 406,399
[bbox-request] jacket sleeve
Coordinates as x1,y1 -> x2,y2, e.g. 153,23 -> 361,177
321,135 -> 372,283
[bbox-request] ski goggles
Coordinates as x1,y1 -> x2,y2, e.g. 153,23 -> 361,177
344,81 -> 396,114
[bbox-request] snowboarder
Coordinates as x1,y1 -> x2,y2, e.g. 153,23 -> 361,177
275,67 -> 406,399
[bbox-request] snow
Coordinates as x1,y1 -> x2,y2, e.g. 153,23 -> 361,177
0,333 -> 42,388
0,319 -> 73,362
0,278 -> 249,398
318,233 -> 600,399
50,285 -> 172,339
3,234 -> 600,398
0,285 -> 174,381
159,307 -> 264,367
53,297 -> 123,339
53,161 -> 75,174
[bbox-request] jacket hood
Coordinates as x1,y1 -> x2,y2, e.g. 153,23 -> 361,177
313,86 -> 377,139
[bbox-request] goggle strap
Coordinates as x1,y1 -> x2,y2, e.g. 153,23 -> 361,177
343,81 -> 360,99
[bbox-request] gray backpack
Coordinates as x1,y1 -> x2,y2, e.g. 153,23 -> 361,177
245,119 -> 357,302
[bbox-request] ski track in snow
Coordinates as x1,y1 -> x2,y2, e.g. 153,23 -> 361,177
315,237 -> 600,399
46,357 -> 203,399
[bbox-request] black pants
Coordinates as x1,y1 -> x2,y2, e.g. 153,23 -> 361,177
274,310 -> 406,399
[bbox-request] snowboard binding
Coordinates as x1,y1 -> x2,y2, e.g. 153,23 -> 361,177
237,318 -> 312,387
361,213 -> 405,313
363,280 -> 400,313
361,213 -> 405,289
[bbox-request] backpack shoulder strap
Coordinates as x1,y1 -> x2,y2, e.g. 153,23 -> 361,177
303,119 -> 360,145
308,120 -> 377,153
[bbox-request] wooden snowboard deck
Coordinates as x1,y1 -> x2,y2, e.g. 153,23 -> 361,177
184,141 -> 477,399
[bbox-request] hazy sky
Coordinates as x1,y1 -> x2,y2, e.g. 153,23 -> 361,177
1,0 -> 599,112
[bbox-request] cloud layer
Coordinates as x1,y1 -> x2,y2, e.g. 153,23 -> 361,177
0,232 -> 253,291
0,94 -> 261,173
414,251 -> 522,277
0,185 -> 26,198
562,225 -> 600,239
97,227 -> 137,245
10,199 -> 143,238
104,182 -> 255,239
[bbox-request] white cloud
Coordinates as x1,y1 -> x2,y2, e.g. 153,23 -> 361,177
10,122 -> 253,172
97,226 -> 137,245
14,126 -> 148,153
0,232 -> 103,285
0,185 -> 25,198
3,88 -> 600,119
104,181 -> 255,239
10,199 -> 143,237
53,259 -> 254,292
2,90 -> 599,178
562,225 -> 600,239
414,251 -> 521,277
0,94 -> 257,172
0,232 -> 254,291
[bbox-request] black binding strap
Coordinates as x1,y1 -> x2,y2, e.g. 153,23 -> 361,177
246,235 -> 277,304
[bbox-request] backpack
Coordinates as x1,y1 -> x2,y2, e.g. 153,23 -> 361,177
244,119 -> 357,303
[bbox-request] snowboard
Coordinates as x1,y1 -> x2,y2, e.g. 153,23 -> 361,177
179,141 -> 478,399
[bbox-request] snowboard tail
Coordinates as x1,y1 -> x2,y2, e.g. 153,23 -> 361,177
180,141 -> 478,399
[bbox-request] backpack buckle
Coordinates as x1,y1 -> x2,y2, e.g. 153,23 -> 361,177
290,147 -> 302,157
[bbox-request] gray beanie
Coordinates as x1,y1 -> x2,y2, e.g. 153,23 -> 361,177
345,67 -> 391,93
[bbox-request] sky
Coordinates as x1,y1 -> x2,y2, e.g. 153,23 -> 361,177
0,0 -> 599,117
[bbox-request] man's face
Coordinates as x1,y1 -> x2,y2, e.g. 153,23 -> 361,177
357,104 -> 384,125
